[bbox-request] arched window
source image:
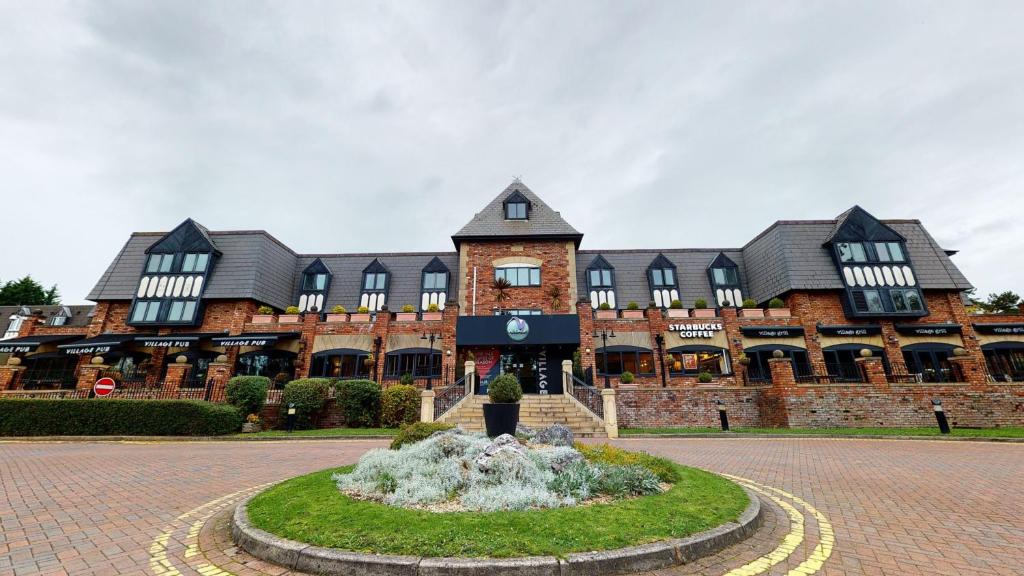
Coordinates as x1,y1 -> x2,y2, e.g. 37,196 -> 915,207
310,348 -> 372,379
901,343 -> 956,383
384,348 -> 442,379
743,345 -> 809,383
821,344 -> 889,382
596,345 -> 655,376
667,346 -> 732,375
236,350 -> 296,389
982,343 -> 1024,382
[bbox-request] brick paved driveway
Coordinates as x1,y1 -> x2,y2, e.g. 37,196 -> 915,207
1,437 -> 1022,576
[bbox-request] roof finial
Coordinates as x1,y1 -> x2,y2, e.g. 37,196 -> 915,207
512,175 -> 523,183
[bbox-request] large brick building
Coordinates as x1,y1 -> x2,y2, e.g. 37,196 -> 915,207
2,181 -> 1022,429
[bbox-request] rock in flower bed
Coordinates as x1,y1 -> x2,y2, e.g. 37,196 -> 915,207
332,428 -> 664,512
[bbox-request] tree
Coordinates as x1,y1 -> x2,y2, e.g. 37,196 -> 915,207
0,276 -> 61,306
979,291 -> 1022,314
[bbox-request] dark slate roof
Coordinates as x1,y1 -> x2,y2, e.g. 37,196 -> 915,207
292,253 -> 459,311
452,181 -> 582,245
0,304 -> 94,335
576,249 -> 748,309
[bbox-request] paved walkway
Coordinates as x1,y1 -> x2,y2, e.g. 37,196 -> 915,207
0,437 -> 1021,576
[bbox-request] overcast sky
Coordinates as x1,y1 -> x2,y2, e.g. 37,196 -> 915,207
1,1 -> 1022,304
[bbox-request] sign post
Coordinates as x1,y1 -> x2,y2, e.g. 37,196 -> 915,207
93,377 -> 116,398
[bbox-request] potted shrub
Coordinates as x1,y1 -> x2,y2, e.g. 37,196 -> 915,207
667,299 -> 689,318
350,305 -> 372,322
595,301 -> 617,319
739,298 -> 764,318
252,305 -> 275,324
396,304 -> 418,321
765,297 -> 791,317
622,301 -> 645,319
325,305 -> 348,322
278,305 -> 302,323
697,371 -> 714,384
692,298 -> 716,318
620,371 -> 635,385
422,302 -> 443,321
482,373 -> 523,437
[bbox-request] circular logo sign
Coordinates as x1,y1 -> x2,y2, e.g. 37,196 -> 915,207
506,317 -> 529,342
93,377 -> 116,397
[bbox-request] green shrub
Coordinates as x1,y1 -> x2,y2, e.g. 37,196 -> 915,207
281,378 -> 332,429
285,305 -> 300,314
257,305 -> 274,314
331,305 -> 347,313
595,464 -> 662,497
0,399 -> 242,436
697,371 -> 713,383
694,298 -> 708,309
488,373 -> 523,403
742,298 -> 757,308
575,443 -> 681,483
399,372 -> 414,385
336,379 -> 382,428
427,303 -> 440,312
357,306 -> 370,313
598,302 -> 611,310
381,385 -> 419,427
225,376 -> 270,416
389,422 -> 454,449
620,371 -> 634,384
626,301 -> 639,310
768,297 -> 786,309
669,299 -> 683,309
401,304 -> 415,313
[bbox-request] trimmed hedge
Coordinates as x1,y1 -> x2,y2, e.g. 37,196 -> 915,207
381,385 -> 419,428
281,378 -> 332,429
226,376 -> 270,416
0,399 -> 243,436
336,379 -> 382,428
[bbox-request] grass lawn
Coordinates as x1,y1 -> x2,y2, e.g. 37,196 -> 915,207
234,427 -> 399,438
620,426 -> 1024,438
246,463 -> 748,558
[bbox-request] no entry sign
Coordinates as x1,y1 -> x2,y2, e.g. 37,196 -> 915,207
93,377 -> 116,397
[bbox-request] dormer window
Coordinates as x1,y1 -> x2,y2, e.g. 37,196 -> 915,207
421,257 -> 450,310
586,255 -> 616,310
707,253 -> 743,307
360,259 -> 389,311
647,254 -> 679,308
502,190 -> 531,220
298,259 -> 332,313
129,219 -> 219,327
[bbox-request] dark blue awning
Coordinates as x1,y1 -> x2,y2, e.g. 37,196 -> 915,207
456,315 -> 580,346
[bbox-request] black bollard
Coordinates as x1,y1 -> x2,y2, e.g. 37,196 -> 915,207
932,399 -> 950,434
286,402 -> 297,433
716,399 -> 730,432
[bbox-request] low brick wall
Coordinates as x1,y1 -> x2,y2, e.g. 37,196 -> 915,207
260,398 -> 347,429
616,387 -> 769,428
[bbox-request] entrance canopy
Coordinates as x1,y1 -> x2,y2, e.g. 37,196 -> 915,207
58,333 -> 155,355
456,315 -> 579,346
0,334 -> 81,354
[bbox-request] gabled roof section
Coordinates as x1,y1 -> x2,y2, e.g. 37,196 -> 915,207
647,253 -> 676,270
362,258 -> 388,274
422,256 -> 449,273
452,180 -> 583,246
823,206 -> 905,244
302,258 -> 331,275
707,252 -> 738,270
502,189 -> 531,210
145,219 -> 221,255
586,255 -> 614,270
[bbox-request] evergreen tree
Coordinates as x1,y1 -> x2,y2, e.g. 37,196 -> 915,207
0,276 -> 61,306
980,291 -> 1022,314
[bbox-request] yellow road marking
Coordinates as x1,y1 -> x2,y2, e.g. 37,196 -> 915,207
722,482 -> 806,576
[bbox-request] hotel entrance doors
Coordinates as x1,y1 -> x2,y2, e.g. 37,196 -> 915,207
497,345 -> 570,394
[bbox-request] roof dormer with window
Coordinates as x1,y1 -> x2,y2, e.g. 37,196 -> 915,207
647,253 -> 679,308
825,206 -> 927,318
421,257 -> 449,311
129,219 -> 220,327
707,253 -> 743,307
298,258 -> 331,313
502,190 -> 531,220
586,255 -> 617,309
360,258 -> 390,312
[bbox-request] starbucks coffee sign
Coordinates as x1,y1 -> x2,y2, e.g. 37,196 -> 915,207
506,317 -> 529,342
668,322 -> 723,338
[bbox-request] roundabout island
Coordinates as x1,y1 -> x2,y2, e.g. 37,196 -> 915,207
231,425 -> 761,575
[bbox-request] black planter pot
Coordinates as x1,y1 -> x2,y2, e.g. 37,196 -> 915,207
482,403 -> 520,437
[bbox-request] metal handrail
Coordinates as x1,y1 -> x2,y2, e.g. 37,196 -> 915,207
569,375 -> 603,419
434,374 -> 470,420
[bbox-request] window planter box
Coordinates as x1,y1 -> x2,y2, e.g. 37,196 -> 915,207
421,312 -> 444,321
764,308 -> 791,318
622,310 -> 646,319
395,312 -> 418,322
692,308 -> 717,318
251,314 -> 275,324
666,309 -> 689,318
349,313 -> 372,323
595,309 -> 618,320
739,308 -> 764,318
324,313 -> 349,322
278,314 -> 302,323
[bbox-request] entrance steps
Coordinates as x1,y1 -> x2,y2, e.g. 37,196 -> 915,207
437,394 -> 607,438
